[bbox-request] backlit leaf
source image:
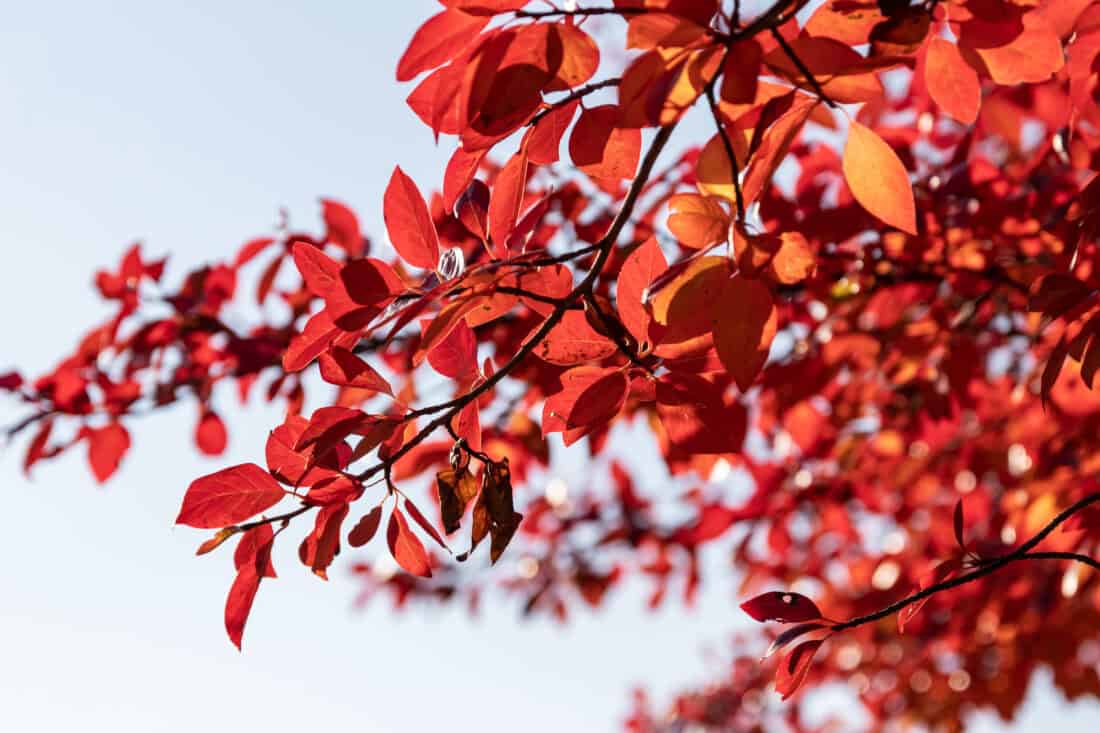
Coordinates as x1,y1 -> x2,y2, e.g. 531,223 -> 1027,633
384,166 -> 441,270
842,120 -> 917,235
177,463 -> 286,529
712,275 -> 777,391
387,507 -> 433,578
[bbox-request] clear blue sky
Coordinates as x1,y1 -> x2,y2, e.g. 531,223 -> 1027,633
1,2 -> 1097,730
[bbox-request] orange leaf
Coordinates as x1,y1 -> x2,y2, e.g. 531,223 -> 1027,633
740,95 -> 817,206
695,131 -> 747,203
961,17 -> 1064,85
924,38 -> 980,125
650,255 -> 731,346
667,194 -> 730,250
842,120 -> 917,235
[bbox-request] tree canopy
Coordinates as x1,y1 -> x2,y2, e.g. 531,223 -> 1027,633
7,0 -> 1100,729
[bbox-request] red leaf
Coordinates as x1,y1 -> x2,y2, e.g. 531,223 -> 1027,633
404,498 -> 449,551
456,180 -> 490,242
740,591 -> 823,623
443,146 -> 486,213
86,422 -> 131,484
842,120 -> 917,235
720,39 -> 761,104
764,622 -> 827,659
426,318 -> 479,380
318,347 -> 393,394
453,399 -> 482,453
775,640 -> 823,700
234,523 -> 276,578
234,237 -> 276,268
618,237 -> 668,346
953,499 -> 966,549
441,0 -> 527,13
713,276 -> 777,392
328,258 -> 404,331
292,241 -> 342,299
298,501 -> 350,579
387,507 -> 433,578
543,366 -> 629,445
195,409 -> 228,456
656,373 -> 746,455
224,529 -> 275,650
673,503 -> 739,546
265,415 -> 347,488
396,9 -> 489,82
320,199 -> 363,256
176,463 -> 286,529
0,371 -> 23,391
383,166 -> 441,270
294,406 -> 368,460
740,94 -> 816,206
22,418 -> 53,476
488,149 -> 529,251
898,558 -> 962,632
524,99 -> 579,165
535,310 -> 617,366
348,505 -> 384,547
568,105 -> 641,180
283,309 -> 342,373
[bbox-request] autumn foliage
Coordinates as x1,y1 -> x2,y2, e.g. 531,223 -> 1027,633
8,0 -> 1100,729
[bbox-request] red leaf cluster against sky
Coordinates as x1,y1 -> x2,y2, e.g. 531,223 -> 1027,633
7,1 -> 1100,730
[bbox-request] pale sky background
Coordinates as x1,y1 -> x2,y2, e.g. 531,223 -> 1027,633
1,2 -> 1098,731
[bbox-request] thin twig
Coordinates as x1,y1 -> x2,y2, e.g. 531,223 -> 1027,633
583,292 -> 653,372
704,54 -> 745,221
515,7 -> 645,20
1022,551 -> 1100,571
529,78 -> 621,127
236,504 -> 312,532
769,27 -> 837,109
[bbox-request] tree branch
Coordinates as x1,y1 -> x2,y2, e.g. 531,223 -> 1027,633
354,121 -> 681,482
832,492 -> 1100,631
